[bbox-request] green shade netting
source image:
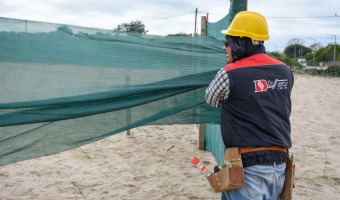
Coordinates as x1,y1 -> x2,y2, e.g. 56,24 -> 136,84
207,0 -> 246,41
0,0 -> 245,166
0,19 -> 224,166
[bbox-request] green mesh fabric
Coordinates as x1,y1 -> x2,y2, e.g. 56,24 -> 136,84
0,18 -> 224,166
0,0 -> 245,166
207,0 -> 246,40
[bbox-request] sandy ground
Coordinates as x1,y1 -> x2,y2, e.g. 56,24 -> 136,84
0,74 -> 339,200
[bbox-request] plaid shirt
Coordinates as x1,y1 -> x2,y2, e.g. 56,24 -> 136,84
205,68 -> 230,107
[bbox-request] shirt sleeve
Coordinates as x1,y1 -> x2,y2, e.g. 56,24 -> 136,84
205,68 -> 230,107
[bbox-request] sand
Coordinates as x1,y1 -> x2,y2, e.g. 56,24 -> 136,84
0,74 -> 339,200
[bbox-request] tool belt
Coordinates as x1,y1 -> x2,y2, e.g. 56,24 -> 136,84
207,146 -> 294,195
207,147 -> 244,192
238,146 -> 288,154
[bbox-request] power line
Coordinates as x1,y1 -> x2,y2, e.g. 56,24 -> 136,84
266,15 -> 340,19
205,12 -> 340,19
148,9 -> 339,22
151,11 -> 195,21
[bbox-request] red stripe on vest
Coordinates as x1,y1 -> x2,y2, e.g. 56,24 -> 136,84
224,53 -> 284,71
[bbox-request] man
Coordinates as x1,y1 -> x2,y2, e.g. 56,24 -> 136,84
205,11 -> 294,200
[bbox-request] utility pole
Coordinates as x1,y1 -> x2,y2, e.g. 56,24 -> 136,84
194,8 -> 198,36
331,35 -> 337,65
308,38 -> 316,66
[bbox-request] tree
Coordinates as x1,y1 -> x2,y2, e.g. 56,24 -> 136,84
267,52 -> 302,68
309,42 -> 323,52
284,44 -> 312,58
286,38 -> 304,46
315,44 -> 340,62
113,20 -> 148,34
167,32 -> 192,36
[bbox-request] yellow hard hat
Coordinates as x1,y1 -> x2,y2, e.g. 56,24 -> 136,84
221,11 -> 269,41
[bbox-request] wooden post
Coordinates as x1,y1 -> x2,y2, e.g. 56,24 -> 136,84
198,14 -> 207,150
126,76 -> 131,135
201,16 -> 207,36
198,124 -> 205,150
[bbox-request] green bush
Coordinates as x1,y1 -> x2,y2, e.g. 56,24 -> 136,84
267,52 -> 303,69
305,66 -> 340,77
267,52 -> 340,77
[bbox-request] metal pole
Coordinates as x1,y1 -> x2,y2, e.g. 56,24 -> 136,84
194,8 -> 198,36
313,46 -> 316,66
313,40 -> 316,66
333,35 -> 337,65
308,38 -> 316,66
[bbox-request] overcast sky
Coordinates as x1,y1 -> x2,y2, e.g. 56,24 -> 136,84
1,0 -> 339,52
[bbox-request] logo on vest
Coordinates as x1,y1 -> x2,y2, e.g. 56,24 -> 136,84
254,79 -> 288,92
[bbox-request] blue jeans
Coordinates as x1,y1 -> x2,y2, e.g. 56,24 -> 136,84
224,162 -> 286,200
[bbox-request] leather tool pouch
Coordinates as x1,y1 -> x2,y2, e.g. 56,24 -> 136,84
207,147 -> 245,192
280,152 -> 295,200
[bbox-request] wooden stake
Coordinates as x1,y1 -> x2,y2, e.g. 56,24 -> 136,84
199,124 -> 205,150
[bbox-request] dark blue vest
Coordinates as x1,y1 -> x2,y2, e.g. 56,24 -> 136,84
221,53 -> 293,150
